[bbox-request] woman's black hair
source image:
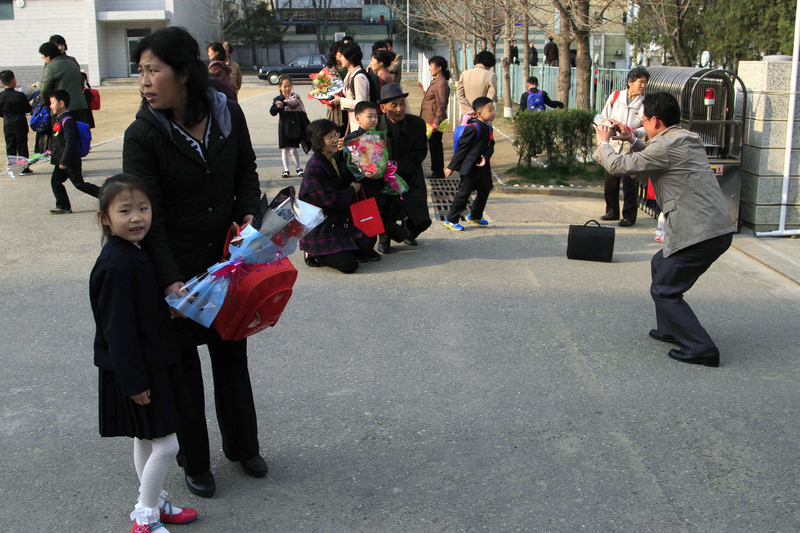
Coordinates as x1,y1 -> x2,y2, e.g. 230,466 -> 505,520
372,49 -> 396,69
97,174 -> 152,245
627,66 -> 650,84
132,26 -> 209,127
307,119 -> 338,153
208,42 -> 226,61
428,55 -> 451,81
39,42 -> 62,59
372,49 -> 397,68
49,34 -> 67,49
326,41 -> 344,69
340,42 -> 363,68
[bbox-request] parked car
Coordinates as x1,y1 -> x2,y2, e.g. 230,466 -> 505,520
258,55 -> 328,85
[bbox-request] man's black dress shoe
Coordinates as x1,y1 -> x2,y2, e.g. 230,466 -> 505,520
366,249 -> 381,261
668,347 -> 720,367
377,242 -> 391,254
618,219 -> 635,227
649,329 -> 676,343
240,455 -> 269,478
185,471 -> 216,498
600,214 -> 619,221
404,237 -> 418,246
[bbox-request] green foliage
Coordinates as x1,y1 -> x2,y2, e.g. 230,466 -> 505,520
513,108 -> 596,170
223,0 -> 284,46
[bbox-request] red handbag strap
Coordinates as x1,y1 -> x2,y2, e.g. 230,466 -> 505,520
222,223 -> 240,260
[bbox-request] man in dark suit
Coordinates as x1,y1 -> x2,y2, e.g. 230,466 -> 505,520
374,83 -> 431,253
544,37 -> 558,66
509,39 -> 519,65
594,92 -> 735,367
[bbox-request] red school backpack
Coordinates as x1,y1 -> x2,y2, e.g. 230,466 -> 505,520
212,225 -> 299,341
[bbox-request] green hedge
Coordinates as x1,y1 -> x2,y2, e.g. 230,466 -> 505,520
513,108 -> 596,170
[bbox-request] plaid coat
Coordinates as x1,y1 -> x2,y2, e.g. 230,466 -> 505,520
299,151 -> 365,256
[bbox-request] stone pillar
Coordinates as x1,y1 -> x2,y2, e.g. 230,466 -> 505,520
738,59 -> 800,232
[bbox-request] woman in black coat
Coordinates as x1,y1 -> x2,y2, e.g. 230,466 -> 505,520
122,26 -> 265,499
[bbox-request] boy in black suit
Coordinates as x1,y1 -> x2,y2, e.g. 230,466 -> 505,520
0,70 -> 33,174
49,89 -> 99,214
443,96 -> 495,231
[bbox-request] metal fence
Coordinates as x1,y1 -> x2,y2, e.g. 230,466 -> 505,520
423,52 -> 631,115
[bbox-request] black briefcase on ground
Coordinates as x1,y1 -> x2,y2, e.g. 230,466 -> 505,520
566,220 -> 615,263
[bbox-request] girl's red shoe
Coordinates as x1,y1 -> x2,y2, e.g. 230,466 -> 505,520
132,520 -> 165,532
160,501 -> 198,524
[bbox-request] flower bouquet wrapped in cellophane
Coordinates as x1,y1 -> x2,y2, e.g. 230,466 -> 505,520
308,69 -> 345,105
165,195 -> 325,328
2,151 -> 50,178
343,129 -> 408,196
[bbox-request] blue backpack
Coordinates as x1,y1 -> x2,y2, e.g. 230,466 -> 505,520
452,122 -> 481,153
62,116 -> 92,158
526,90 -> 546,111
29,102 -> 50,132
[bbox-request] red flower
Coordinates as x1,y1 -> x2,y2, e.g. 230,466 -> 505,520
52,123 -> 62,134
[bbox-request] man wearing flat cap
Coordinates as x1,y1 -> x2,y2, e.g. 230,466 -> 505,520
375,83 -> 431,253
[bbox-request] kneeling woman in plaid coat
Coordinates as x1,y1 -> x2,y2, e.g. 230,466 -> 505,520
299,119 -> 378,273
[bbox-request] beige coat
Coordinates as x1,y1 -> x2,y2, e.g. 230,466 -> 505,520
228,60 -> 242,94
387,55 -> 403,84
456,65 -> 496,115
594,125 -> 733,257
419,75 -> 450,126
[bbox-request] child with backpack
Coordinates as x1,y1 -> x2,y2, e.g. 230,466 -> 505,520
0,70 -> 34,174
48,89 -> 99,214
443,96 -> 496,231
90,174 -> 198,533
516,76 -> 564,115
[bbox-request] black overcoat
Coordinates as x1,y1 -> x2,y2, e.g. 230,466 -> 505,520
375,112 -> 430,227
90,236 -> 180,397
122,88 -> 261,290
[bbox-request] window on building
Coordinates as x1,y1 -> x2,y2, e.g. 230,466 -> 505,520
0,0 -> 14,20
295,24 -> 316,35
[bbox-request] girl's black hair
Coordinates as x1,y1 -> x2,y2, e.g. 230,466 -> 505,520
208,42 -> 226,61
428,56 -> 451,81
97,174 -> 152,245
307,119 -> 338,153
132,26 -> 209,128
326,41 -> 344,69
278,75 -> 292,88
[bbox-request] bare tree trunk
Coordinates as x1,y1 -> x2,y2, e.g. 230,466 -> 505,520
449,38 -> 460,81
522,11 -> 530,77
501,11 -> 514,118
556,34 -> 572,107
574,0 -> 592,111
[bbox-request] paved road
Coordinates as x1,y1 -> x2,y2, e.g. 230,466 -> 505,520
2,91 -> 800,532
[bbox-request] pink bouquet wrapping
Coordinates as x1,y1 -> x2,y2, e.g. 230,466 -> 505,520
343,129 -> 408,196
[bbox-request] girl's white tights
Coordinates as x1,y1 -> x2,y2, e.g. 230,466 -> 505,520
281,147 -> 301,172
130,434 -> 180,529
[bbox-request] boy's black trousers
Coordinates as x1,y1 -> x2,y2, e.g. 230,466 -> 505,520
446,168 -> 493,223
50,159 -> 100,210
4,131 -> 29,159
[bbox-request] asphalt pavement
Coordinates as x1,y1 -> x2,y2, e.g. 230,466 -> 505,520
2,87 -> 800,532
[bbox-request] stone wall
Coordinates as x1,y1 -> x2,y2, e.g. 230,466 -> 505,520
739,59 -> 800,231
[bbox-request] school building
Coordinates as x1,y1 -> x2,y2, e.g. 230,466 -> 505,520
0,0 -> 214,87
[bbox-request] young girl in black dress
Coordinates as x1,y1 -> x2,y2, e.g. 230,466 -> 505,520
89,174 -> 198,533
270,75 -> 308,178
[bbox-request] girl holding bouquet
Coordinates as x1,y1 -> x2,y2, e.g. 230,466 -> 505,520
90,174 -> 198,532
270,75 -> 308,178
